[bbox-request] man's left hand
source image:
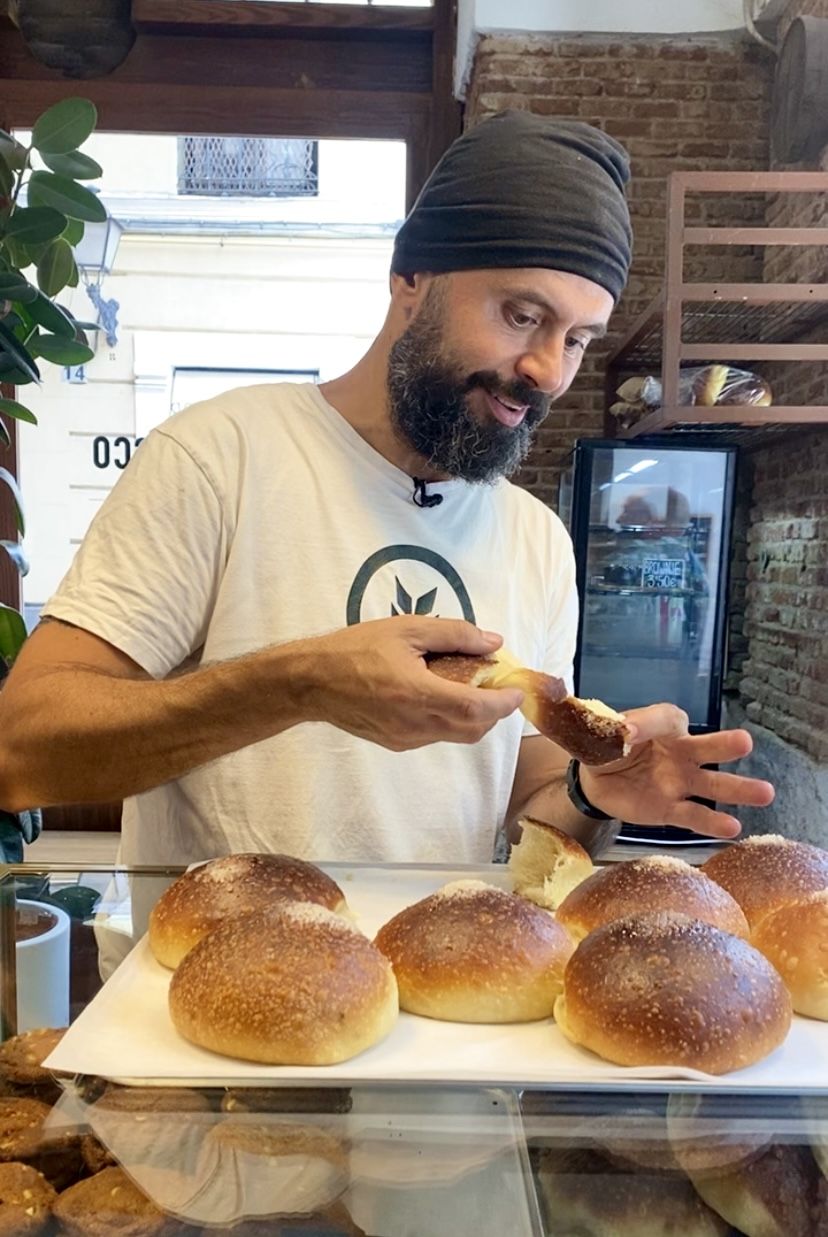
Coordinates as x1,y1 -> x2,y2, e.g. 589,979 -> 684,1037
580,704 -> 775,838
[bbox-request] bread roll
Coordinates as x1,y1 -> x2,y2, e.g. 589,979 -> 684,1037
678,1142 -> 828,1237
554,912 -> 791,1074
701,835 -> 828,930
556,855 -> 749,942
149,853 -> 348,968
374,880 -> 573,1022
751,890 -> 828,1020
169,903 -> 398,1065
534,1146 -> 730,1237
508,818 -> 594,910
691,364 -> 730,407
427,650 -> 632,765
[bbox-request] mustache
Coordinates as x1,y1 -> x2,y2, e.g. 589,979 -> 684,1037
463,370 -> 551,424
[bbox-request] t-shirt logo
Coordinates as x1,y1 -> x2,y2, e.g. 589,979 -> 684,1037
346,545 -> 475,626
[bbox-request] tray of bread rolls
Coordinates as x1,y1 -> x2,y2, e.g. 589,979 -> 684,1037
44,829 -> 828,1092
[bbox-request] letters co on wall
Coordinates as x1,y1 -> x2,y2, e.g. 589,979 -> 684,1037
92,435 -> 143,471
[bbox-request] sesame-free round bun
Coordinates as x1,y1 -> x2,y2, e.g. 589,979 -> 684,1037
555,856 -> 749,942
149,853 -> 348,968
751,890 -> 828,1020
554,912 -> 791,1074
508,818 -> 594,911
701,835 -> 828,930
169,903 -> 398,1065
374,880 -> 574,1023
427,651 -> 632,765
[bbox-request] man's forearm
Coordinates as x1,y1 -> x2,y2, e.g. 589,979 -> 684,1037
0,640 -> 318,811
514,774 -> 620,858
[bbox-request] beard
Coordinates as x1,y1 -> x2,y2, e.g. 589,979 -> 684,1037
386,285 -> 551,484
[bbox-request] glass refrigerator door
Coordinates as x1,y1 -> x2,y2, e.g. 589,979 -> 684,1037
572,442 -> 735,730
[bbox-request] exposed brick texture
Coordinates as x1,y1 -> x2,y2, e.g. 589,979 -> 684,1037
466,22 -> 828,764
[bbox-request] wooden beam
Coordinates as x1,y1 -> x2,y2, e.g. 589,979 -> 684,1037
133,0 -> 435,34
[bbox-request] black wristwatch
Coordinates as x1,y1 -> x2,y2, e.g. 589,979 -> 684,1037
565,758 -> 614,822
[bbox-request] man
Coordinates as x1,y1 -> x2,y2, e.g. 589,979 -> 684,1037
0,112 -> 773,866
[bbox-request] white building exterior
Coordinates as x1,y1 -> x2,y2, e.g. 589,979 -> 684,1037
17,134 -> 406,612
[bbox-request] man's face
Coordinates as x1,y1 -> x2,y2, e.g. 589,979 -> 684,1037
387,268 -> 614,483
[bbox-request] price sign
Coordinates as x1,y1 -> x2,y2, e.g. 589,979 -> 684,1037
641,558 -> 685,589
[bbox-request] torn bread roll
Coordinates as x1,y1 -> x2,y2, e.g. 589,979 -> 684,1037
555,855 -> 750,942
149,852 -> 349,969
427,651 -> 632,765
554,912 -> 791,1074
374,880 -> 574,1023
700,834 -> 828,931
751,890 -> 828,1020
508,818 -> 594,910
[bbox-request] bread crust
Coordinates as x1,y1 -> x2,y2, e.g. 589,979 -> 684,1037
375,880 -> 574,1022
168,902 -> 398,1066
701,835 -> 828,930
556,855 -> 750,942
751,890 -> 828,1020
149,853 -> 348,969
554,912 -> 791,1074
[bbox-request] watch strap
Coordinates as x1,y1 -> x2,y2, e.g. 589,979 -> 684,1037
566,758 -> 614,822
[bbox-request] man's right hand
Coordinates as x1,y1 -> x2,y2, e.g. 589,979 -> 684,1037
298,617 -> 524,751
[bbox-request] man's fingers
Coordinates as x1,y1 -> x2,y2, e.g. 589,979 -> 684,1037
692,767 -> 775,808
623,702 -> 690,746
675,728 -> 754,764
428,679 -> 524,725
667,799 -> 742,839
408,617 -> 504,657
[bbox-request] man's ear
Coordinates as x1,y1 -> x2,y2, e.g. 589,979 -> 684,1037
390,271 -> 433,320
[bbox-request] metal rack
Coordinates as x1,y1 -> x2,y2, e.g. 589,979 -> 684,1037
606,170 -> 828,442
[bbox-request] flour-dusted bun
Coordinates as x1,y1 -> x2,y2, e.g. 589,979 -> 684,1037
534,1146 -> 730,1237
149,853 -> 348,969
427,651 -> 632,765
169,903 -> 398,1065
751,890 -> 828,1020
556,855 -> 749,942
374,880 -> 574,1023
508,818 -> 594,910
701,835 -> 828,930
554,912 -> 791,1074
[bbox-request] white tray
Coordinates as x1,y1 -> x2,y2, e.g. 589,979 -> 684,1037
45,863 -> 828,1093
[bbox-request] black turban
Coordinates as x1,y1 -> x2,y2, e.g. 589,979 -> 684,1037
392,111 -> 632,303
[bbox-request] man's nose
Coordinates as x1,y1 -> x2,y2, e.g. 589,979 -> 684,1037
515,340 -> 565,397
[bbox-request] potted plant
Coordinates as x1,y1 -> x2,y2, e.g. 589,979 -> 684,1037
0,97 -> 104,858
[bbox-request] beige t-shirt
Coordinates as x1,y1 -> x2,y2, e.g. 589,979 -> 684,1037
43,382 -> 578,866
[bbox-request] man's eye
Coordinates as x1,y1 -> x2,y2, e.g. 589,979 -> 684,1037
566,335 -> 588,353
506,307 -> 539,329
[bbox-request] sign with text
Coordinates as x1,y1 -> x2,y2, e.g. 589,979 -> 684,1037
641,558 -> 685,590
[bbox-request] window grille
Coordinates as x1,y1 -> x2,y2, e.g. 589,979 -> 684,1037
178,137 -> 319,198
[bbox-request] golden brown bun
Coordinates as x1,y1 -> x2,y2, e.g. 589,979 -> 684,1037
374,880 -> 574,1022
508,818 -> 594,910
169,903 -> 398,1065
751,890 -> 828,1020
678,1142 -> 828,1237
701,835 -> 828,930
554,912 -> 791,1074
691,364 -> 730,407
533,1146 -> 730,1237
149,853 -> 348,969
556,855 -> 749,942
427,651 -> 632,765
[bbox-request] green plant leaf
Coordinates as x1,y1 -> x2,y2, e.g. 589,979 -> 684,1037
30,333 -> 93,366
4,206 -> 67,244
0,540 -> 29,576
0,399 -> 37,425
36,237 -> 74,297
0,131 -> 27,173
27,172 -> 106,223
0,153 -> 13,199
0,321 -> 39,382
61,217 -> 84,246
0,273 -> 37,303
0,468 -> 24,534
0,603 -> 27,662
66,258 -> 79,288
2,236 -> 34,270
41,149 -> 102,180
32,99 -> 97,156
26,290 -> 75,338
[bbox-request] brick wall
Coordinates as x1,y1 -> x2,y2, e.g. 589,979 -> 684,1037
466,31 -> 772,505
